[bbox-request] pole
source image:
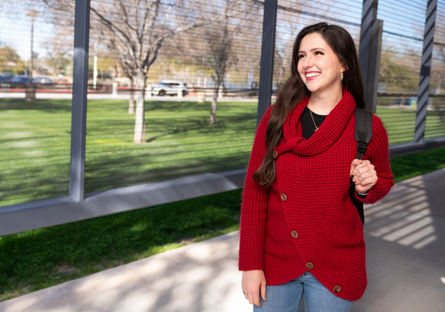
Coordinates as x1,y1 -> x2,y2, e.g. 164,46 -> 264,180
30,18 -> 34,82
93,42 -> 97,90
26,10 -> 40,82
26,10 -> 39,101
201,41 -> 206,91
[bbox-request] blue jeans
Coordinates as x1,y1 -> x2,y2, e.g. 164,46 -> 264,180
254,271 -> 354,312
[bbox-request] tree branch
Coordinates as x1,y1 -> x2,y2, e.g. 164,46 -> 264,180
119,2 -> 138,32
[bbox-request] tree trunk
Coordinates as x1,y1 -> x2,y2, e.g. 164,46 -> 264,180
134,72 -> 146,143
128,79 -> 135,114
209,85 -> 218,125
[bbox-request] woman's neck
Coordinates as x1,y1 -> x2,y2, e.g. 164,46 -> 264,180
307,85 -> 343,115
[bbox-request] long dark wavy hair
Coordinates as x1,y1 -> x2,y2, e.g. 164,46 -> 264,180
252,22 -> 365,187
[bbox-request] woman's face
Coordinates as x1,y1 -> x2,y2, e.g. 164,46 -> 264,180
297,33 -> 345,94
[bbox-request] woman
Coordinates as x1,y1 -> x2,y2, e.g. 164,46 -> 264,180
239,23 -> 394,311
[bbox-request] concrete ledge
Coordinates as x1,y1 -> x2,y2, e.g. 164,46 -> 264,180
0,169 -> 246,236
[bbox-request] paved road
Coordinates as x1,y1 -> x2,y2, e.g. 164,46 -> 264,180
0,169 -> 444,312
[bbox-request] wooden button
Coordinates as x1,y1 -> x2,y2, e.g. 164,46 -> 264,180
306,262 -> 314,269
291,231 -> 299,238
273,151 -> 278,159
333,285 -> 342,293
280,193 -> 287,201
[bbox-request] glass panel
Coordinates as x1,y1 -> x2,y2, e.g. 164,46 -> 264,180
376,0 -> 426,145
0,1 -> 74,207
84,0 -> 264,193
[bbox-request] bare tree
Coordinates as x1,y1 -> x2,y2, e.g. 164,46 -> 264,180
93,0 -> 249,142
119,60 -> 136,114
195,0 -> 257,124
35,0 -> 245,143
206,1 -> 235,124
41,27 -> 73,78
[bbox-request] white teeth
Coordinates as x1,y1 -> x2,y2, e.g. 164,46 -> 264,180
306,73 -> 320,78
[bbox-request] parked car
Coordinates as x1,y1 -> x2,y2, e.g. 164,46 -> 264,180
0,73 -> 14,79
150,81 -> 188,97
32,77 -> 54,84
10,75 -> 31,88
0,76 -> 11,91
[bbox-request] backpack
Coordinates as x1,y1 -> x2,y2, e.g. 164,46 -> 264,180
349,108 -> 373,224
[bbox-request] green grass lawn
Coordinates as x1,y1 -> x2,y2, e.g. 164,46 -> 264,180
0,99 -> 257,206
1,98 -> 444,207
0,97 -> 444,302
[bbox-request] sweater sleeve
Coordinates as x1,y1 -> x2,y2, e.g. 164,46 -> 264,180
355,115 -> 394,203
238,106 -> 273,271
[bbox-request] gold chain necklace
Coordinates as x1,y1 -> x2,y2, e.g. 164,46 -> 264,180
308,108 -> 319,131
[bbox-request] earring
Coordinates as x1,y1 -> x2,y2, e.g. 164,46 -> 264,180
340,72 -> 344,81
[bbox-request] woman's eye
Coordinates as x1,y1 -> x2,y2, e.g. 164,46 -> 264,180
315,51 -> 324,55
298,55 -> 305,59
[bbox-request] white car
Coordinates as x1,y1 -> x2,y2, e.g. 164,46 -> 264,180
150,80 -> 189,97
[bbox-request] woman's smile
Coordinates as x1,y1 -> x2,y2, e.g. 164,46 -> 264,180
305,71 -> 321,80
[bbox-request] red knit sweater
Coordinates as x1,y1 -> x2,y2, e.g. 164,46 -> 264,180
238,89 -> 394,301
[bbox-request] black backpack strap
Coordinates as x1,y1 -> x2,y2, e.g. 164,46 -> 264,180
355,108 -> 373,160
351,108 -> 373,225
349,176 -> 365,224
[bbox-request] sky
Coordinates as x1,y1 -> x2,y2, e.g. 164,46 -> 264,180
0,11 -> 57,61
0,0 -> 439,64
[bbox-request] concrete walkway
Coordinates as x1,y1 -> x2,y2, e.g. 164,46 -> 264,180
1,169 -> 444,312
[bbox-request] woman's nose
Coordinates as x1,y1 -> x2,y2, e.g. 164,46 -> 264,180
303,56 -> 313,68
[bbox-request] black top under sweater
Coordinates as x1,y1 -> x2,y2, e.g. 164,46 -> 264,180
301,106 -> 327,139
300,106 -> 367,203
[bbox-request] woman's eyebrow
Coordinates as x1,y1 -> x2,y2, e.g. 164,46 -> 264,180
298,48 -> 326,53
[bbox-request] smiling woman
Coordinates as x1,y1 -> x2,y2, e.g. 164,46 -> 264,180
239,23 -> 394,312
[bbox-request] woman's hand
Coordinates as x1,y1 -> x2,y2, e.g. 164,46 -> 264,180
350,159 -> 378,194
242,270 -> 267,307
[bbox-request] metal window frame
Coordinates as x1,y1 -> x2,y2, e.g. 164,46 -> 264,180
359,0 -> 378,86
359,0 -> 380,113
414,0 -> 438,143
1,0 -> 445,236
364,18 -> 383,113
70,0 -> 90,202
257,0 -> 277,126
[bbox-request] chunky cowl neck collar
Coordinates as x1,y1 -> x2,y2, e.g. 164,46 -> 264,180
275,87 -> 356,157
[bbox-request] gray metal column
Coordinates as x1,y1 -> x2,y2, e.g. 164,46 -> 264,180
69,0 -> 91,201
257,0 -> 278,126
359,0 -> 378,89
414,0 -> 438,142
364,19 -> 383,113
